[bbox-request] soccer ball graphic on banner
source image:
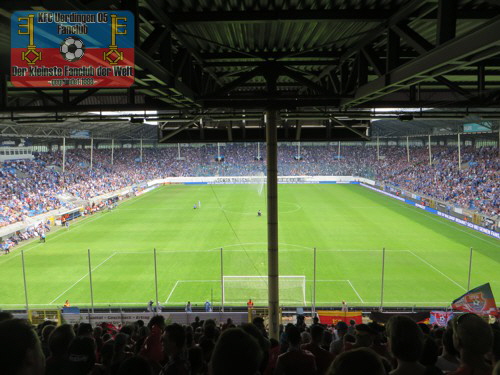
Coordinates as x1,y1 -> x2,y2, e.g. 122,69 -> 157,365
60,36 -> 85,62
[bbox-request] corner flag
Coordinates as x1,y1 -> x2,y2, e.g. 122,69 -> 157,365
452,283 -> 498,316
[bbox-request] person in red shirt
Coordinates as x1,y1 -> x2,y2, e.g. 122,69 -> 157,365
275,324 -> 316,375
140,315 -> 166,365
247,299 -> 254,309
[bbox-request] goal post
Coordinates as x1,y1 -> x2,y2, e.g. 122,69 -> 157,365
222,275 -> 306,305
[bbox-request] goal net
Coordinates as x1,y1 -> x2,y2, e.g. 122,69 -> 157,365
256,172 -> 266,196
223,275 -> 306,305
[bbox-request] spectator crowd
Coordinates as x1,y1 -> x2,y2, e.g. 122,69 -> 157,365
1,144 -> 498,230
0,310 -> 499,375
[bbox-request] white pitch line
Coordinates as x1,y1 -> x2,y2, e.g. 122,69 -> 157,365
49,253 -> 116,304
1,188 -> 160,264
0,209 -> 116,265
164,280 -> 180,304
409,251 -> 466,291
174,280 -> 220,282
347,280 -> 364,303
115,249 -> 410,254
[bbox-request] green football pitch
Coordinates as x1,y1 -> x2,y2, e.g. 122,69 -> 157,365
1,184 -> 499,310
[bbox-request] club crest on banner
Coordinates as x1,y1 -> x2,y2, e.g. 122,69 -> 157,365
464,291 -> 486,312
452,283 -> 498,316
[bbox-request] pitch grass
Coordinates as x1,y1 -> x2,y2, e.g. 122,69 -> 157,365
1,184 -> 499,310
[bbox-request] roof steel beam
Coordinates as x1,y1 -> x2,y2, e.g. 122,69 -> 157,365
281,67 -> 331,95
142,0 -> 223,87
343,14 -> 500,107
310,0 -> 438,84
168,9 -> 494,24
436,0 -> 458,44
208,67 -> 265,96
158,115 -> 203,142
135,48 -> 196,100
170,10 -> 390,23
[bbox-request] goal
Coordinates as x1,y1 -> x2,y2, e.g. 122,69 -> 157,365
222,275 -> 306,305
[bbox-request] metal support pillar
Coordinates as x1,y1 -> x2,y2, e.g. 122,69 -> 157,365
406,136 -> 410,162
377,137 -> 380,161
266,109 -> 279,341
111,139 -> 114,165
90,138 -> 94,170
140,138 -> 143,162
428,135 -> 432,166
62,137 -> 66,173
436,0 -> 457,45
458,133 -> 461,169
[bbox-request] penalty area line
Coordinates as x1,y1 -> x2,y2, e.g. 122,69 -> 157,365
165,281 -> 180,304
49,253 -> 116,305
347,280 -> 364,303
408,251 -> 466,291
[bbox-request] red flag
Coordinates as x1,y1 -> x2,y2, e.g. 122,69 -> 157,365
317,310 -> 362,325
452,283 -> 498,316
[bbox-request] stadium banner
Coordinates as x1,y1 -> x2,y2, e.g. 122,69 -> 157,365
430,311 -> 454,327
360,183 -> 500,239
11,11 -> 134,87
317,310 -> 362,325
134,185 -> 159,196
437,212 -> 499,239
60,312 -> 248,326
148,176 -> 366,185
452,283 -> 498,316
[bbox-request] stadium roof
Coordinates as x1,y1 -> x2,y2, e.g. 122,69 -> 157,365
1,0 -> 500,141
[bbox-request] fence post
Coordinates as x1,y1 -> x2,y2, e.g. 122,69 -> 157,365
221,248 -> 224,312
88,249 -> 94,313
312,247 -> 317,315
22,250 -> 29,311
154,248 -> 159,311
380,247 -> 386,311
467,247 -> 473,291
